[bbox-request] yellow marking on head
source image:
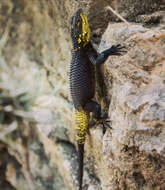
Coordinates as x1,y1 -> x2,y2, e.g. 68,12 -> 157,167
74,107 -> 89,144
80,12 -> 90,46
78,34 -> 82,43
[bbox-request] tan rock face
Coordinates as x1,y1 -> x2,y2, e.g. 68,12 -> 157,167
0,0 -> 165,190
96,23 -> 165,190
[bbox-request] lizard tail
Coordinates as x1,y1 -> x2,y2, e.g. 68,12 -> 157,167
78,143 -> 84,190
74,107 -> 89,189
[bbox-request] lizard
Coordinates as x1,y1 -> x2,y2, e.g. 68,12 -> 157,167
69,8 -> 125,190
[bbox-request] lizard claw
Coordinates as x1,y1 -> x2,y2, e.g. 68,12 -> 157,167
101,119 -> 112,134
105,120 -> 111,123
110,44 -> 127,55
92,116 -> 112,130
98,113 -> 112,129
101,120 -> 112,129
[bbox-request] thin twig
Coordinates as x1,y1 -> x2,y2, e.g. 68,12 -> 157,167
106,5 -> 130,25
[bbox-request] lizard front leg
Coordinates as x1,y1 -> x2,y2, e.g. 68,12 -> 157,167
95,44 -> 126,66
86,42 -> 126,66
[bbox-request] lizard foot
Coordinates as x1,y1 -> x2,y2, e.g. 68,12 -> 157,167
98,112 -> 112,134
100,119 -> 112,134
110,44 -> 127,55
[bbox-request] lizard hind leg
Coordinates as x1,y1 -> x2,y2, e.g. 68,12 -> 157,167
84,100 -> 112,132
84,100 -> 101,120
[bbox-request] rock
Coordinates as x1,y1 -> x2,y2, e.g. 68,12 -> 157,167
0,0 -> 165,190
94,23 -> 165,190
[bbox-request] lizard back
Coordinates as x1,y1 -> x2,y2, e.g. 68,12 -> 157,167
70,48 -> 95,110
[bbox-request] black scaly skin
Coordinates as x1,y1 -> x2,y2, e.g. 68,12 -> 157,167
70,45 -> 95,109
69,8 -> 125,190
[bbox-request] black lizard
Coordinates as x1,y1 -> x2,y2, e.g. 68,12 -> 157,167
69,8 -> 125,190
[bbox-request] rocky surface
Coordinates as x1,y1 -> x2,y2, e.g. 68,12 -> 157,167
97,23 -> 165,190
0,0 -> 165,190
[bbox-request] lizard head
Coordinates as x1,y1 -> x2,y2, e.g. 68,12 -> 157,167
70,8 -> 90,47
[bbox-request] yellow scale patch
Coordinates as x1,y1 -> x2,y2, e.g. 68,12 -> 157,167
74,107 -> 89,144
77,12 -> 90,47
